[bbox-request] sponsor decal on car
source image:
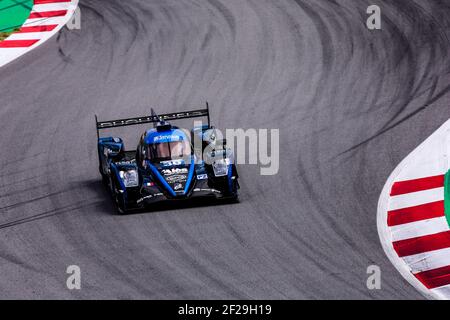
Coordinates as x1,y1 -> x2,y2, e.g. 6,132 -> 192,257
197,174 -> 208,180
162,168 -> 189,176
160,160 -> 184,167
154,135 -> 181,142
116,160 -> 136,165
165,175 -> 187,183
174,183 -> 183,191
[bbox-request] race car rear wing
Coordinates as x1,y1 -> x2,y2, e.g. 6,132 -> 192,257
95,103 -> 211,139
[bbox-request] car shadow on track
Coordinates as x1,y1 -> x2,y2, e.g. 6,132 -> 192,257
82,179 -> 240,216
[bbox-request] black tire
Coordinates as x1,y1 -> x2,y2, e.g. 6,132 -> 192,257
229,194 -> 239,203
114,192 -> 126,215
111,177 -> 127,215
228,179 -> 240,203
101,172 -> 109,186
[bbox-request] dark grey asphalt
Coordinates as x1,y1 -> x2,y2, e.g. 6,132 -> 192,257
1,0 -> 449,299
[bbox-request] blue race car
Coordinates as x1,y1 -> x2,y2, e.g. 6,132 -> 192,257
95,105 -> 239,214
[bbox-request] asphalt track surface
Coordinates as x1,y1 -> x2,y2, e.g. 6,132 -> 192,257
1,0 -> 450,299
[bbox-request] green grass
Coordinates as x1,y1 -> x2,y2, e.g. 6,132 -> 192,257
0,28 -> 19,41
0,0 -> 33,33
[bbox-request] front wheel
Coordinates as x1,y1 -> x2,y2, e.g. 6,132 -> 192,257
227,179 -> 240,203
114,192 -> 126,214
111,177 -> 127,214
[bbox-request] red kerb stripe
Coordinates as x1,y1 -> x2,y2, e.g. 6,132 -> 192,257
393,231 -> 450,257
34,0 -> 71,3
387,200 -> 445,227
415,265 -> 450,289
390,175 -> 444,196
29,10 -> 67,19
0,40 -> 39,48
19,25 -> 57,33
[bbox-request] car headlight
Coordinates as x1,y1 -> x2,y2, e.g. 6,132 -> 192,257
212,158 -> 230,177
119,169 -> 139,187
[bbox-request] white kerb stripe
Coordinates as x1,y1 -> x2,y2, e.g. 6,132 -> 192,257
395,160 -> 445,183
432,284 -> 450,299
22,16 -> 67,27
388,187 -> 444,211
6,33 -> 46,41
404,247 -> 450,274
32,3 -> 72,12
390,217 -> 449,242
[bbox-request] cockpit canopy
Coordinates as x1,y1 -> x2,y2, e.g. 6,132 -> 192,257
146,140 -> 191,162
144,130 -> 192,162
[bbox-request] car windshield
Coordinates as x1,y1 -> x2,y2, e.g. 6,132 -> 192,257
147,140 -> 191,162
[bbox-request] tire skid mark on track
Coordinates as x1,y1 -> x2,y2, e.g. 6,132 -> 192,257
1,0 -> 450,298
0,201 -> 101,230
